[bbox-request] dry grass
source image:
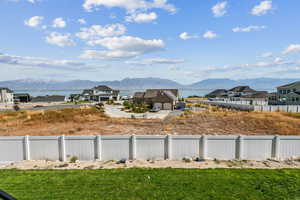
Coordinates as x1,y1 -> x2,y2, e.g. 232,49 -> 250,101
1,107 -> 300,136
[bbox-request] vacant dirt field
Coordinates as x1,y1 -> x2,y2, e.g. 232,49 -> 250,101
1,106 -> 300,136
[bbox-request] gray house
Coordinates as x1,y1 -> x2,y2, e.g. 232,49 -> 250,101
81,85 -> 120,102
276,81 -> 300,105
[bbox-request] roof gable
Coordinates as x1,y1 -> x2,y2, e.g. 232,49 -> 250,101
93,85 -> 113,91
278,81 -> 300,89
229,86 -> 256,93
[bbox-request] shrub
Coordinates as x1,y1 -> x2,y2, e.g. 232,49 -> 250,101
70,156 -> 78,163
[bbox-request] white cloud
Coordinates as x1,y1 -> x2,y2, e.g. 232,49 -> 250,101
78,18 -> 87,25
126,12 -> 157,23
76,24 -> 126,41
24,16 -> 44,28
126,58 -> 185,65
52,18 -> 66,28
203,31 -> 217,39
232,25 -> 266,33
251,1 -> 273,16
27,0 -> 36,3
80,36 -> 165,60
283,44 -> 300,55
82,0 -> 176,14
260,52 -> 273,58
46,32 -> 75,47
179,32 -> 197,40
0,53 -> 88,70
212,1 -> 227,17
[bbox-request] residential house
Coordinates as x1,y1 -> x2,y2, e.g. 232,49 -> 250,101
14,93 -> 31,103
81,85 -> 120,102
276,81 -> 300,105
0,88 -> 14,104
133,89 -> 179,110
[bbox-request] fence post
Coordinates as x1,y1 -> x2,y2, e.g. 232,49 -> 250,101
95,135 -> 102,161
24,135 -> 30,160
201,135 -> 207,160
60,135 -> 66,162
131,135 -> 136,160
236,135 -> 244,160
166,135 -> 172,160
272,135 -> 280,160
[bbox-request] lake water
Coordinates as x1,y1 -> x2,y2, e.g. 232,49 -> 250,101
14,89 -> 213,98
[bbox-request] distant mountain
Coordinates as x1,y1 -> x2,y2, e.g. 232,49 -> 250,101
0,77 -> 184,91
190,78 -> 300,91
0,77 -> 299,92
189,79 -> 239,89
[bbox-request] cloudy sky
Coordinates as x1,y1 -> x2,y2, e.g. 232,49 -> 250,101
1,0 -> 300,84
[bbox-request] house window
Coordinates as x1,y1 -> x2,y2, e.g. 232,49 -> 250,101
293,89 -> 297,92
287,90 -> 291,93
296,98 -> 300,101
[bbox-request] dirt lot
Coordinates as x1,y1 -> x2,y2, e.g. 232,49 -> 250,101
1,158 -> 300,170
1,106 -> 300,136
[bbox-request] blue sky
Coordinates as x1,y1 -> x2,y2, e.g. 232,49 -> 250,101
0,0 -> 300,84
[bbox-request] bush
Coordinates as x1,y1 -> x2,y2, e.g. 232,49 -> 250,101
70,156 -> 78,163
123,101 -> 149,113
106,99 -> 114,105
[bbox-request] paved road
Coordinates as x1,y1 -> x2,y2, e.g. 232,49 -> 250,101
104,105 -> 173,119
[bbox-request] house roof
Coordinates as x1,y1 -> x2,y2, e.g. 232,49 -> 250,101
164,90 -> 177,101
133,92 -> 145,98
144,89 -> 179,98
13,93 -> 30,97
205,89 -> 228,98
277,81 -> 300,89
241,91 -> 269,99
268,92 -> 277,97
143,89 -> 179,102
82,89 -> 93,96
0,87 -> 13,93
229,86 -> 256,93
93,85 -> 113,91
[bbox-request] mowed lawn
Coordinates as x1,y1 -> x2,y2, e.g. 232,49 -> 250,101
1,169 -> 300,200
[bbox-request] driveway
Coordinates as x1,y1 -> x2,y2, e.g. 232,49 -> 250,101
104,104 -> 173,119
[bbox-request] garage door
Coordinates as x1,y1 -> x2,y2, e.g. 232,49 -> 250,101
163,103 -> 172,110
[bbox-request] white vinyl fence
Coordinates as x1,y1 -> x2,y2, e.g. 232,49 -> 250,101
191,100 -> 300,113
0,135 -> 300,162
254,105 -> 300,113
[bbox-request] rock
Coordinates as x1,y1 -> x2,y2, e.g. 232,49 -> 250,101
195,157 -> 205,162
183,157 -> 192,163
117,158 -> 127,164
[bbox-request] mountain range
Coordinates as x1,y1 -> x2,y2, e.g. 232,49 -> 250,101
0,77 -> 299,91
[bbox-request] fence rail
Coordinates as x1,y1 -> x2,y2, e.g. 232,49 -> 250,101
0,135 -> 300,162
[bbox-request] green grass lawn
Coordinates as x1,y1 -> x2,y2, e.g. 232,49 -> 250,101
1,169 -> 300,200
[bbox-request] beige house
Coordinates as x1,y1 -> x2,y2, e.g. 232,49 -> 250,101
133,89 -> 179,110
276,81 -> 300,105
0,88 -> 14,104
